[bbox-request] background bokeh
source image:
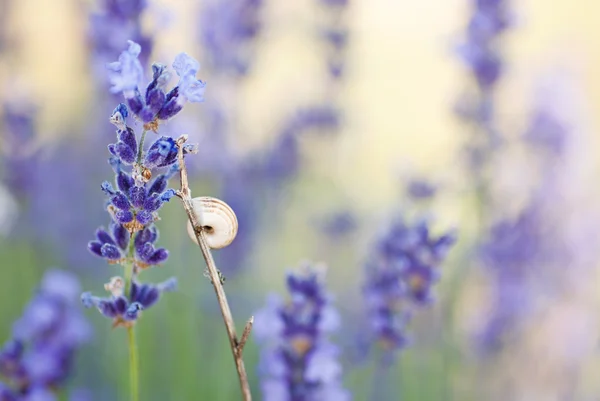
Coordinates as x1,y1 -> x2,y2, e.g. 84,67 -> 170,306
1,0 -> 600,400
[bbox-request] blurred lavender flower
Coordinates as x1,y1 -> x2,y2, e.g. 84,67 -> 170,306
318,210 -> 357,239
0,269 -> 91,399
257,105 -> 341,183
254,263 -> 351,401
199,0 -> 263,76
107,42 -> 206,124
405,178 -> 437,201
0,101 -> 39,199
317,0 -> 350,80
89,0 -> 153,78
216,105 -> 341,274
455,0 -> 512,170
362,218 -> 456,361
475,85 -> 578,353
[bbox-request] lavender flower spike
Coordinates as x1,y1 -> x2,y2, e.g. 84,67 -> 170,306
0,269 -> 91,399
254,263 -> 351,401
173,53 -> 207,104
362,217 -> 456,360
107,40 -> 144,97
107,42 -> 206,124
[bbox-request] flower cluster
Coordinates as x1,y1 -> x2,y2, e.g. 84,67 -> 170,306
82,276 -> 177,328
254,264 -> 350,401
455,0 -> 512,169
1,101 -> 38,200
457,0 -> 510,92
82,42 -> 203,326
107,41 -> 206,126
0,270 -> 91,400
318,0 -> 349,80
362,218 -> 456,358
100,106 -> 178,230
89,0 -> 153,74
475,93 -> 572,353
199,0 -> 263,76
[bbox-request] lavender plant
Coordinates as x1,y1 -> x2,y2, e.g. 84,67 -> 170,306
455,0 -> 512,221
254,263 -> 351,401
362,218 -> 456,361
0,101 -> 38,201
80,40 -> 205,401
317,0 -> 349,81
0,269 -> 91,400
199,0 -> 263,77
476,84 -> 574,353
89,0 -> 153,80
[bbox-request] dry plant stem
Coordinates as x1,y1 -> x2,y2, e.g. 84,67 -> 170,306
174,135 -> 253,401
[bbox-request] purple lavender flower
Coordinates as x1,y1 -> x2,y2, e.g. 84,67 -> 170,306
0,270 -> 91,399
455,0 -> 511,170
108,42 -> 206,124
405,178 -> 437,200
199,0 -> 263,76
475,92 -> 573,353
254,263 -> 351,401
317,0 -> 350,79
83,43 -> 202,327
362,218 -> 456,359
318,211 -> 357,238
457,0 -> 510,91
1,100 -> 39,199
82,278 -> 176,325
89,0 -> 153,78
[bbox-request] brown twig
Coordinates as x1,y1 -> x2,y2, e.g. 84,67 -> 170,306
174,135 -> 253,401
237,317 -> 254,358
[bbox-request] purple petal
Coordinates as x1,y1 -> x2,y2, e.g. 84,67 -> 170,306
100,243 -> 122,260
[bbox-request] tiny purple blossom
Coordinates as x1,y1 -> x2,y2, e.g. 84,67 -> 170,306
173,53 -> 207,104
107,40 -> 144,96
108,42 -> 206,122
0,270 -> 90,397
254,263 -> 350,400
362,217 -> 457,360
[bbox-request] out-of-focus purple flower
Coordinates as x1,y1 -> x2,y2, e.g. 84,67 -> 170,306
107,42 -> 206,124
0,269 -> 91,398
199,0 -> 263,76
454,0 -> 511,170
254,263 -> 351,401
1,101 -> 39,199
475,91 -> 575,353
362,218 -> 456,360
523,109 -> 567,156
457,0 -> 510,91
257,105 -> 341,182
107,40 -> 144,95
405,179 -> 437,200
89,0 -> 153,78
318,0 -> 350,79
318,210 -> 357,238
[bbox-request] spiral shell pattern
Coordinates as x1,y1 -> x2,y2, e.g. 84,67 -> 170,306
186,197 -> 238,249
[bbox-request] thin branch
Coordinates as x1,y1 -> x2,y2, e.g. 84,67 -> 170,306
237,316 -> 254,357
174,135 -> 253,401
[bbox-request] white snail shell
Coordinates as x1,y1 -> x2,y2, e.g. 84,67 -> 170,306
186,197 -> 238,249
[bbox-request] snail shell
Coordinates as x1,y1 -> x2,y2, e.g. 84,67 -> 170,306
186,197 -> 238,249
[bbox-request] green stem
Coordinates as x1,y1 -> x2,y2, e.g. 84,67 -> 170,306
136,129 -> 148,165
124,233 -> 139,400
124,233 -> 136,298
127,325 -> 140,401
